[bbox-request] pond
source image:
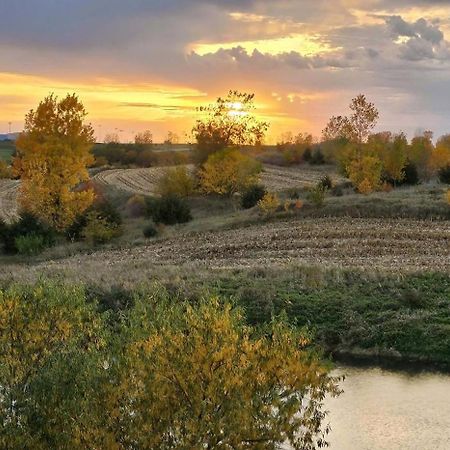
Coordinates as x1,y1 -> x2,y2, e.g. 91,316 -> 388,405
323,365 -> 450,449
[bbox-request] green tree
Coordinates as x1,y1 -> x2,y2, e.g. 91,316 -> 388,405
0,282 -> 108,449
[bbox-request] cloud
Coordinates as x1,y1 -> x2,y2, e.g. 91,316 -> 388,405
0,1 -> 450,140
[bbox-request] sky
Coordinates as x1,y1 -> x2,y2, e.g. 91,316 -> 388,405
0,0 -> 450,143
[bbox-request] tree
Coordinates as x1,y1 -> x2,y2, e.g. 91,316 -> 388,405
103,132 -> 120,144
322,115 -> 355,142
430,134 -> 450,175
322,94 -> 379,145
0,282 -> 107,449
409,131 -> 434,180
14,94 -> 95,230
135,130 -> 153,145
156,166 -> 195,197
164,131 -> 179,145
282,133 -> 314,165
199,148 -> 262,196
118,294 -> 341,449
349,94 -> 379,144
347,155 -> 383,194
368,132 -> 408,184
193,91 -> 269,164
0,284 -> 341,449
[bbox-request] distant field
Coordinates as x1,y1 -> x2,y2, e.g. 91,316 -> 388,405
262,164 -> 346,191
93,165 -> 195,195
92,163 -> 344,196
0,179 -> 19,223
0,144 -> 14,162
1,217 -> 449,284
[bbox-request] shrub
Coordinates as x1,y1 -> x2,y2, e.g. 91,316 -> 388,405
287,188 -> 301,200
241,185 -> 267,209
156,166 -> 195,197
307,184 -> 327,207
0,213 -> 56,254
0,161 -> 13,179
309,149 -> 325,165
258,192 -> 280,216
125,195 -> 147,218
82,211 -> 122,245
146,196 -> 192,225
399,162 -> 419,186
438,165 -> 450,184
143,222 -> 158,238
317,174 -> 333,191
67,200 -> 123,242
14,234 -> 46,256
303,147 -> 312,162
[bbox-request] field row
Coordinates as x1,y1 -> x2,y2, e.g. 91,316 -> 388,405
92,164 -> 345,196
2,217 -> 448,283
0,180 -> 19,223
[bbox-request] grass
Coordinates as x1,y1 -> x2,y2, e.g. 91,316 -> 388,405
5,264 -> 445,369
0,144 -> 14,162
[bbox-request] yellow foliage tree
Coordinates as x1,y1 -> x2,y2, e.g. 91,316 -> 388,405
118,296 -> 341,449
430,135 -> 450,174
0,282 -> 107,449
14,94 -> 95,230
368,132 -> 408,184
408,131 -> 434,180
347,155 -> 383,194
156,165 -> 195,197
199,148 -> 262,196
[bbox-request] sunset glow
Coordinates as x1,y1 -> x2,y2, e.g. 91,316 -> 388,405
0,1 -> 449,142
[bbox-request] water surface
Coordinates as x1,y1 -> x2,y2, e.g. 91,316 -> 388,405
323,365 -> 450,449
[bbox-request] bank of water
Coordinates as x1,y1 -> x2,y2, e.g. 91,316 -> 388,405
323,365 -> 450,449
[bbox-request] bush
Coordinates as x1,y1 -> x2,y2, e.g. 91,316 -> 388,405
317,174 -> 333,191
125,195 -> 147,218
241,185 -> 267,209
82,211 -> 122,245
399,162 -> 419,186
67,200 -> 123,242
309,149 -> 325,165
0,161 -> 13,179
438,165 -> 450,184
257,192 -> 280,216
308,184 -> 327,207
156,166 -> 195,197
0,213 -> 56,254
303,147 -> 312,162
143,222 -> 158,238
14,234 -> 46,256
146,196 -> 192,225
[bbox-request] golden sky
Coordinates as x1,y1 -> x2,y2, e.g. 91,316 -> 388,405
1,1 -> 450,142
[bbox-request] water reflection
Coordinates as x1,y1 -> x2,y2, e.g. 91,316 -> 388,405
324,365 -> 450,450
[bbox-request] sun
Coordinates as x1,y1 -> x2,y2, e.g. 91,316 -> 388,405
226,101 -> 248,117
